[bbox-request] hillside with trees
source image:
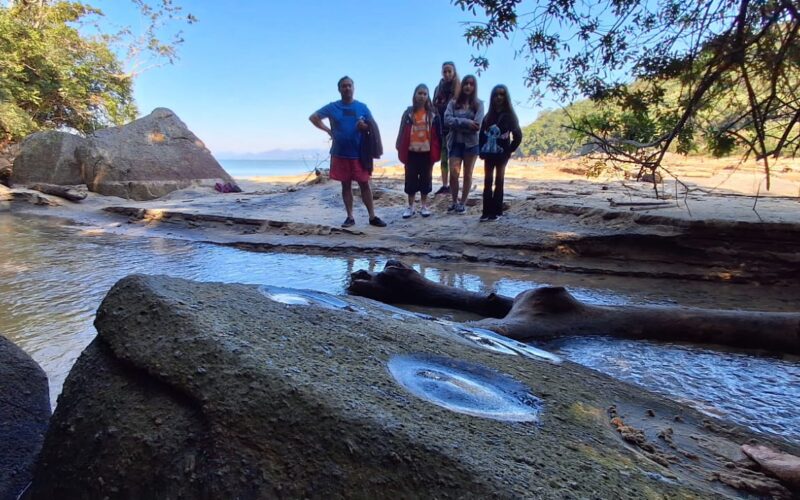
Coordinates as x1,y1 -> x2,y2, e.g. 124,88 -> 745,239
519,101 -> 596,158
518,75 -> 791,160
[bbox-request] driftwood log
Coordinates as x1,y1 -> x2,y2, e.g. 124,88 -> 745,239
29,183 -> 87,202
349,260 -> 512,318
348,260 -> 800,355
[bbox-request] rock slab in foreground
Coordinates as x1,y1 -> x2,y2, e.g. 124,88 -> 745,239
11,131 -> 86,186
0,335 -> 51,500
27,276 -> 798,498
77,108 -> 233,200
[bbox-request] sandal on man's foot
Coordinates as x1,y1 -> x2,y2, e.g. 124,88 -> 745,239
341,216 -> 355,228
369,216 -> 387,227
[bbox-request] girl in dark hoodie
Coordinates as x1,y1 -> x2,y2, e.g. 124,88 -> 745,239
395,84 -> 442,218
432,62 -> 460,195
478,84 -> 523,221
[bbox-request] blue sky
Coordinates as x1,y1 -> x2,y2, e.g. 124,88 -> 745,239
94,1 -> 552,158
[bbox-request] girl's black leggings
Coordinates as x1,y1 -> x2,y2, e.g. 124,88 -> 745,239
482,157 -> 507,217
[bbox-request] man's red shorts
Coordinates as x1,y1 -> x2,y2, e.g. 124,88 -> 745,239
330,156 -> 371,183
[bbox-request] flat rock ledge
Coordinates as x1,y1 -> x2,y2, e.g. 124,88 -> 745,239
25,276 -> 799,498
0,336 -> 50,500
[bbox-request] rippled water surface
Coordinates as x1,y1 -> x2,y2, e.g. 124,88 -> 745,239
540,337 -> 800,439
1,212 -> 798,441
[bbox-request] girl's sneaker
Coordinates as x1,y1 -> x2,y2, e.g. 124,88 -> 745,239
369,216 -> 387,227
447,203 -> 457,212
420,206 -> 432,217
455,203 -> 466,214
402,206 -> 414,219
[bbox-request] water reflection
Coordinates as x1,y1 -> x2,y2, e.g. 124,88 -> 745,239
1,212 -> 799,441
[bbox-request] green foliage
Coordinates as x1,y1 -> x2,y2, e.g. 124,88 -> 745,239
0,1 -> 193,146
519,100 -> 597,157
455,0 -> 800,187
520,71 -> 800,161
0,102 -> 38,144
0,1 -> 137,144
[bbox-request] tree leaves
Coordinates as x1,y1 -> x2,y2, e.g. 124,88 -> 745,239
454,0 -> 800,189
0,1 -> 193,146
0,2 -> 137,144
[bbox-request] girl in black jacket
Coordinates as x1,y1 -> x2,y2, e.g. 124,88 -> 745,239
432,62 -> 460,195
478,85 -> 523,221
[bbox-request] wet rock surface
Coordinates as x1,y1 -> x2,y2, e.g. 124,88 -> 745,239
0,187 -> 61,207
26,275 -> 799,498
77,108 -> 234,200
0,335 -> 50,500
742,444 -> 800,489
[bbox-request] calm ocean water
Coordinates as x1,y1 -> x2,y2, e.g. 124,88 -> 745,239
218,159 -> 326,178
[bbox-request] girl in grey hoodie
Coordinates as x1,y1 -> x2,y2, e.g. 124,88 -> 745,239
444,74 -> 484,213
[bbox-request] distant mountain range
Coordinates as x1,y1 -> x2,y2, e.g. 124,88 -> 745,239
215,148 -> 329,161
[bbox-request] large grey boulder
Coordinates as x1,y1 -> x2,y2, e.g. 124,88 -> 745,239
0,335 -> 50,500
25,276 -> 797,498
10,131 -> 85,186
77,108 -> 233,200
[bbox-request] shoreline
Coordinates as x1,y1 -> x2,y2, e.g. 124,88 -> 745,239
4,155 -> 800,285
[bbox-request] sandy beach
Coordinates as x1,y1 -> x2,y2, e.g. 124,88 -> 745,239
236,154 -> 800,224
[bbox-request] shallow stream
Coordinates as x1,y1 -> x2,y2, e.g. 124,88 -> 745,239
1,212 -> 798,441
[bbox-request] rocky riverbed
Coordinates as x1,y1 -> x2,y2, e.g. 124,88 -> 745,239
21,275 -> 800,498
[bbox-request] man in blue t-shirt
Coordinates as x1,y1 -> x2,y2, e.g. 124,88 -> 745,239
310,76 -> 386,228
